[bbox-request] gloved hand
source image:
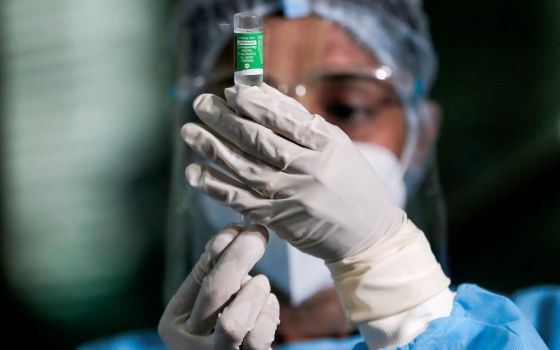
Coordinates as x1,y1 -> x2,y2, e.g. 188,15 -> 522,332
158,224 -> 280,350
182,83 -> 449,323
184,83 -> 397,262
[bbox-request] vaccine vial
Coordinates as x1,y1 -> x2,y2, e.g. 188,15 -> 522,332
234,12 -> 263,86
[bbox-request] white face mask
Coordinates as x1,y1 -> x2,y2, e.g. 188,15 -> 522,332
196,142 -> 407,306
352,141 -> 407,209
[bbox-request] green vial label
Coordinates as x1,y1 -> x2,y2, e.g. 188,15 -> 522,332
235,32 -> 264,73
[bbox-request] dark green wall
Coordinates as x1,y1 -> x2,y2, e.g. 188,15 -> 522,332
425,1 -> 560,292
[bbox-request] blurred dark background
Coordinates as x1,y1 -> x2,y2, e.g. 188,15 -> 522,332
427,0 -> 560,292
0,0 -> 558,349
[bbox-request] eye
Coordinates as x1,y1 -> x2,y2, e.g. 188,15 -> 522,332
325,103 -> 374,121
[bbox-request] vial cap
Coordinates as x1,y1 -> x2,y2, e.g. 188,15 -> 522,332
234,12 -> 263,30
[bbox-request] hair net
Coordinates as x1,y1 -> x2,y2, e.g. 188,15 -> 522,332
166,0 -> 447,299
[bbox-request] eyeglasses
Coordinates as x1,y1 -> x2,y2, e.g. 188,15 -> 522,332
185,66 -> 401,127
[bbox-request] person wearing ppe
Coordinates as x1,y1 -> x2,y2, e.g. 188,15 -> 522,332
165,0 -> 445,343
79,0 -> 559,349
162,80 -> 547,349
157,0 -> 555,348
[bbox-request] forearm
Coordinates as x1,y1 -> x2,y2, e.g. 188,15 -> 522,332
327,215 -> 450,322
326,214 -> 452,349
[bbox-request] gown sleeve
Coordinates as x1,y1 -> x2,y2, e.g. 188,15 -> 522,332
353,284 -> 548,350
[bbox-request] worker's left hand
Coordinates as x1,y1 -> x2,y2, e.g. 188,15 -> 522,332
158,224 -> 280,350
182,83 -> 403,263
182,83 -> 449,324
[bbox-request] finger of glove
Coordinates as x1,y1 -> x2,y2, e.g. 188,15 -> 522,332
158,226 -> 242,347
242,293 -> 280,350
191,94 -> 309,172
161,225 -> 242,319
182,123 -> 296,199
214,275 -> 271,350
224,84 -> 331,151
159,277 -> 254,350
186,163 -> 271,215
186,225 -> 269,335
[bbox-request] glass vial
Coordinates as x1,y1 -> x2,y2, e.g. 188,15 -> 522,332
234,12 -> 263,86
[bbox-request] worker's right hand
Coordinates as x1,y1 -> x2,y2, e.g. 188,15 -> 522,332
158,224 -> 280,350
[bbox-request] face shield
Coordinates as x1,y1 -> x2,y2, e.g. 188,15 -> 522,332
166,0 -> 447,304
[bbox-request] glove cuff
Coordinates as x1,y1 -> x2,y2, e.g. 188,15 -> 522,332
326,215 -> 450,322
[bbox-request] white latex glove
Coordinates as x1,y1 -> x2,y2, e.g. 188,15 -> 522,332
182,83 -> 449,324
184,83 -> 397,262
158,224 -> 280,350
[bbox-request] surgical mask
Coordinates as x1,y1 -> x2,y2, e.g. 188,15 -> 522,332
352,141 -> 407,208
196,142 -> 406,306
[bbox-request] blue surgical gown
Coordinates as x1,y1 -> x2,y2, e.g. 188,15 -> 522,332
79,284 -> 558,350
